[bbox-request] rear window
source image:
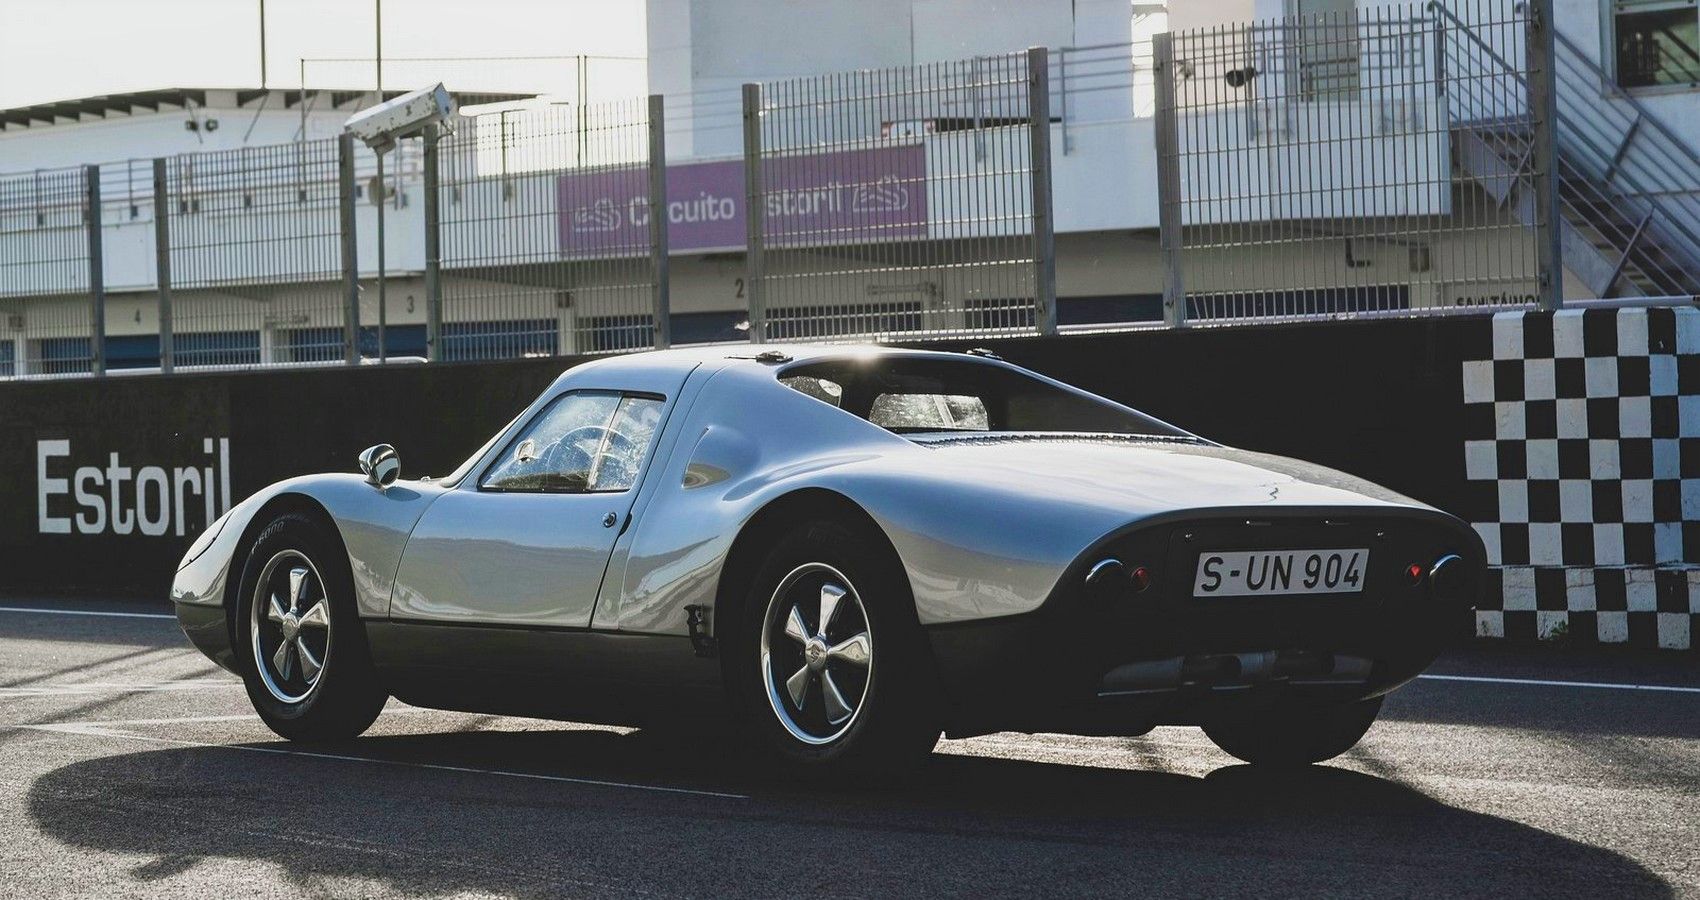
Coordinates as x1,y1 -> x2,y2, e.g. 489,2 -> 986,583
779,357 -> 1186,437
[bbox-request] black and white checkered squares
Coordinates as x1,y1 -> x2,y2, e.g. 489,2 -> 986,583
1461,307 -> 1691,568
1462,306 -> 1699,651
1475,565 -> 1700,650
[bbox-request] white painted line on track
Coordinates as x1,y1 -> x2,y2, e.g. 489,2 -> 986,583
0,680 -> 241,698
0,605 -> 175,620
21,721 -> 751,801
1418,673 -> 1700,694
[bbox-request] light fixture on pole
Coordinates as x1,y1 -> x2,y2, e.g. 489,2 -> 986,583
343,85 -> 456,363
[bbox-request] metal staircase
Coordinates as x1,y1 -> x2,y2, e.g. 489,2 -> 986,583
1434,2 -> 1700,298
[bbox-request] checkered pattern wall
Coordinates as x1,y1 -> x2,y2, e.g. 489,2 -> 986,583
1463,307 -> 1698,650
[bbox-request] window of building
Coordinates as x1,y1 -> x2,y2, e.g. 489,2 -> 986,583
1293,0 -> 1361,99
1613,0 -> 1700,89
175,331 -> 261,368
443,319 -> 557,361
36,337 -> 92,374
105,334 -> 161,370
766,302 -> 923,340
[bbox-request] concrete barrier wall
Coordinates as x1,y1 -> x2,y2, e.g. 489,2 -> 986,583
3,311 -> 1694,648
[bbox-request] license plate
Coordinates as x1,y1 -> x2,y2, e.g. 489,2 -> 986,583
1193,548 -> 1368,597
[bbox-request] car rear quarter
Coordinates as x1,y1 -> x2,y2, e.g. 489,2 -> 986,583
859,436 -> 1485,739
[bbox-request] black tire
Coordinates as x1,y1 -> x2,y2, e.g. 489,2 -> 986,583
728,518 -> 941,777
1202,696 -> 1383,767
235,512 -> 388,742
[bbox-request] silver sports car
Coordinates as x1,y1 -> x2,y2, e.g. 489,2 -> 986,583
173,345 -> 1482,774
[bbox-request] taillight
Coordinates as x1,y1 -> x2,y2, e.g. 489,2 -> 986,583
1084,558 -> 1153,599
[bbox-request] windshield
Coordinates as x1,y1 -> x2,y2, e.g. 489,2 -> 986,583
778,357 -> 1189,437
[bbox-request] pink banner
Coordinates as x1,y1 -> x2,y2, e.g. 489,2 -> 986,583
557,144 -> 927,256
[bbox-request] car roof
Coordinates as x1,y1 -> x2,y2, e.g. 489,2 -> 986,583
550,343 -> 1000,387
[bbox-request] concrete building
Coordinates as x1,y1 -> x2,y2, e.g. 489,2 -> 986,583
0,0 -> 1694,373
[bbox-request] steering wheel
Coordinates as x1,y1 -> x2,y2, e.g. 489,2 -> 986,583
539,424 -> 638,487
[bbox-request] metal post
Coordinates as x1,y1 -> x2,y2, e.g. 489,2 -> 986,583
1526,0 -> 1563,311
85,164 -> 106,376
741,82 -> 766,344
1153,32 -> 1187,327
1058,47 -> 1070,155
422,125 -> 443,361
648,93 -> 671,350
152,158 -> 173,374
337,133 -> 360,365
376,152 -> 388,362
1027,47 -> 1058,337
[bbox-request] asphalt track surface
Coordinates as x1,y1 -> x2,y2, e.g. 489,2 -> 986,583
2,598 -> 1696,898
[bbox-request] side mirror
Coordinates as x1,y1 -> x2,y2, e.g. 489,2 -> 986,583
358,444 -> 401,489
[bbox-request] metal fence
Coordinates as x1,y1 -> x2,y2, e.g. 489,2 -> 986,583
432,97 -> 664,359
0,165 -> 94,376
2,0 -> 1661,382
162,138 -> 352,369
745,49 -> 1052,343
1155,1 -> 1550,324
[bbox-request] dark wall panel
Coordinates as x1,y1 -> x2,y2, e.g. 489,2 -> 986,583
0,318 -> 1482,598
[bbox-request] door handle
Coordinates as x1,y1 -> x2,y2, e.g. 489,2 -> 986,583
602,512 -> 618,528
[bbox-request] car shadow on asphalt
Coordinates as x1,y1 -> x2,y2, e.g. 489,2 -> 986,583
25,725 -> 1673,898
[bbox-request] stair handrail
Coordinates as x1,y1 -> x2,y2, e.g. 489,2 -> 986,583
1425,0 -> 1528,90
1429,1 -> 1699,181
1551,27 -> 1700,183
1429,0 -> 1700,292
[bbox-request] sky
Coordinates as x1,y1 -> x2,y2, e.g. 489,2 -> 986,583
0,0 -> 648,109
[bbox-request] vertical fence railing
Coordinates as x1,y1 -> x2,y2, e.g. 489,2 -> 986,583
1157,2 -> 1553,321
162,138 -> 351,369
153,158 -> 174,374
647,93 -> 672,349
431,97 -> 660,359
745,48 -> 1047,343
338,134 -> 361,366
0,3 -> 1622,383
0,165 -> 96,377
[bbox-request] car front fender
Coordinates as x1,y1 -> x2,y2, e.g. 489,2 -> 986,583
172,474 -> 449,624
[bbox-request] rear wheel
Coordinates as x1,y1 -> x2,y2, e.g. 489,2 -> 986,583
1202,697 -> 1383,767
237,512 -> 388,742
731,519 -> 940,777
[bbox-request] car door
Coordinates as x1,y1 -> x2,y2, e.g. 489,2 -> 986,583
389,388 -> 671,628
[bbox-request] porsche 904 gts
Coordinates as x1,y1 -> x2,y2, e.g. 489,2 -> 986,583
173,345 -> 1482,774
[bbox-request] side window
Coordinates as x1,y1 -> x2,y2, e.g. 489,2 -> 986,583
780,374 -> 844,407
588,396 -> 665,491
480,392 -> 664,493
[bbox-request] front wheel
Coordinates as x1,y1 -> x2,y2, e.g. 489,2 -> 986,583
731,519 -> 940,777
1202,696 -> 1384,767
237,512 -> 388,742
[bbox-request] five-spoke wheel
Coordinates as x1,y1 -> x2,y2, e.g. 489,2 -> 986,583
250,549 -> 333,704
237,512 -> 387,742
761,563 -> 874,745
737,517 -> 939,776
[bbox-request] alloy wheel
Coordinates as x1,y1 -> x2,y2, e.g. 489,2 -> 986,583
249,549 -> 332,704
760,562 -> 874,745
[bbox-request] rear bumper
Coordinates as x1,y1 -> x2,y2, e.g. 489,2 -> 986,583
924,507 -> 1484,737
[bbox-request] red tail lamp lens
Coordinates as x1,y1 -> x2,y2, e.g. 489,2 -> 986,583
1130,566 -> 1152,592
1405,563 -> 1425,585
